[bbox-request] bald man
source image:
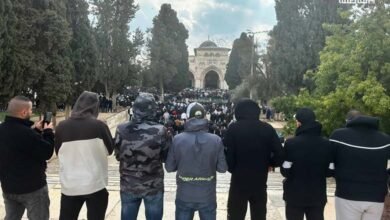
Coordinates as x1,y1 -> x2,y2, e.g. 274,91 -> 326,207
0,96 -> 54,220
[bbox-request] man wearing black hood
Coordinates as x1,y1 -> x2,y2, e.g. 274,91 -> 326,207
115,93 -> 170,220
281,108 -> 333,220
55,91 -> 114,220
223,98 -> 283,220
330,110 -> 390,220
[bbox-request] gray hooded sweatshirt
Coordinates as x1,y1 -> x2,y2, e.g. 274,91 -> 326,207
165,118 -> 227,203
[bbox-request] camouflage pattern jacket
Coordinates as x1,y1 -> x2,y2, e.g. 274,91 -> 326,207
115,120 -> 170,196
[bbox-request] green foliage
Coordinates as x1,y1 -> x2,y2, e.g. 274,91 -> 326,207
33,2 -> 73,111
253,54 -> 281,101
274,7 -> 390,136
271,95 -> 297,119
225,33 -> 253,89
0,0 -> 72,111
66,0 -> 99,103
268,0 -> 344,94
93,0 -> 142,98
148,4 -> 189,96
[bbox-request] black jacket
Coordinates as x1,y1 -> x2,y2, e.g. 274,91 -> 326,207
281,121 -> 333,206
0,116 -> 54,194
330,116 -> 390,202
223,99 -> 283,191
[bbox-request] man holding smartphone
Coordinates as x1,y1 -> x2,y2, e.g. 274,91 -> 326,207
0,96 -> 54,220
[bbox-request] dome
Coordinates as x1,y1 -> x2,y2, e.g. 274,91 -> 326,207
199,40 -> 218,48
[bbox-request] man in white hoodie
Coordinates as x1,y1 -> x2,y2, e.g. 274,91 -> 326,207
55,91 -> 114,220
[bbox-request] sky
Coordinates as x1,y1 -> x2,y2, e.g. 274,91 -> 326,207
131,0 -> 277,55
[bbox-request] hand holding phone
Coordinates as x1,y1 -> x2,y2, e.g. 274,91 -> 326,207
43,112 -> 52,125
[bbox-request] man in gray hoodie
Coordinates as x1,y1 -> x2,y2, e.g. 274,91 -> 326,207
165,102 -> 227,220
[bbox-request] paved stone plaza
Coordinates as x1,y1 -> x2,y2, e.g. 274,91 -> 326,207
0,155 -> 337,220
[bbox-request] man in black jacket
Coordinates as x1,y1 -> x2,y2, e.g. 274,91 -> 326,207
281,108 -> 333,220
0,96 -> 54,220
330,110 -> 390,220
223,98 -> 283,220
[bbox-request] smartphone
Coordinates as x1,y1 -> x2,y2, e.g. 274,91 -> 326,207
43,112 -> 52,125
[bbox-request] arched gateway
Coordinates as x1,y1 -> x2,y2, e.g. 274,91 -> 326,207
188,41 -> 230,89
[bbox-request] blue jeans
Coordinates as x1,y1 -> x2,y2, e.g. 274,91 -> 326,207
175,199 -> 217,220
120,191 -> 163,220
2,185 -> 50,220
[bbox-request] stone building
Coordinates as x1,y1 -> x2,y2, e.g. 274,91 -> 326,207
188,40 -> 230,89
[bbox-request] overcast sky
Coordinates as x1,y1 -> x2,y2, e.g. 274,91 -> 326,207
131,0 -> 277,54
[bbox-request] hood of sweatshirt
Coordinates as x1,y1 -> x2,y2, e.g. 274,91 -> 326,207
132,93 -> 157,124
184,118 -> 209,132
346,115 -> 379,130
234,98 -> 260,120
295,121 -> 322,136
70,91 -> 99,119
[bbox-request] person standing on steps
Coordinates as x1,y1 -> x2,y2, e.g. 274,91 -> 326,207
166,102 -> 227,220
0,95 -> 54,220
224,98 -> 283,220
55,91 -> 114,220
115,93 -> 170,220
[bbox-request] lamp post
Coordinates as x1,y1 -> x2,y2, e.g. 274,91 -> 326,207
246,30 -> 269,100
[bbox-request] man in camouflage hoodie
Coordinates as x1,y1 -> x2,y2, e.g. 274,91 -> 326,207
115,93 -> 170,220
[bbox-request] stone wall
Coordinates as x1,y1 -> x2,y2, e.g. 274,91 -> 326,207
104,109 -> 129,135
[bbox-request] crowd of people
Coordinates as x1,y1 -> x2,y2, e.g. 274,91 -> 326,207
0,91 -> 389,220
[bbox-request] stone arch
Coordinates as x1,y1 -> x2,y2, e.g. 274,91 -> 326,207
200,65 -> 224,81
204,71 -> 220,89
188,71 -> 195,88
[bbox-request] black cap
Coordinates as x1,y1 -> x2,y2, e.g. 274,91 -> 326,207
186,102 -> 205,119
295,107 -> 316,125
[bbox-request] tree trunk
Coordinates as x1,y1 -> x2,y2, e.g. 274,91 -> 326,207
104,82 -> 110,99
159,75 -> 164,102
65,104 -> 71,119
112,93 -> 119,112
50,102 -> 58,128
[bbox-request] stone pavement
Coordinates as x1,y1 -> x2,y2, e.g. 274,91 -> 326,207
0,155 -> 337,220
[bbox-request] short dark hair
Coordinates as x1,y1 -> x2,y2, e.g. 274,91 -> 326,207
346,109 -> 361,121
12,96 -> 31,102
7,96 -> 32,115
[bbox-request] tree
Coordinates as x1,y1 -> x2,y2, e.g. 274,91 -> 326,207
273,7 -> 390,135
0,0 -> 23,102
32,0 -> 73,122
225,33 -> 253,89
253,54 -> 281,101
0,0 -> 73,120
66,0 -> 98,100
93,0 -> 142,106
149,4 -> 189,98
268,0 -> 343,94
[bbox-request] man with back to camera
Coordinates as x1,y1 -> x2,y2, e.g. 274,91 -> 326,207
0,96 -> 54,220
54,91 -> 114,220
330,110 -> 390,220
281,108 -> 334,220
223,98 -> 283,220
165,102 -> 227,220
115,93 -> 170,220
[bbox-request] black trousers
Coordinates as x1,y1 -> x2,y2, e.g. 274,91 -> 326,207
227,187 -> 267,220
285,204 -> 325,220
59,188 -> 109,220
